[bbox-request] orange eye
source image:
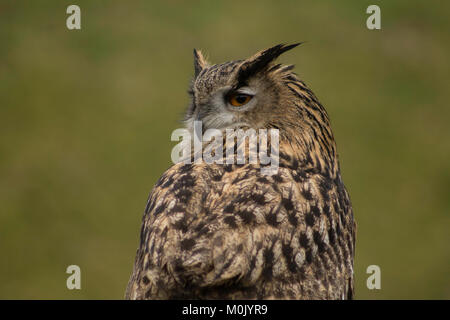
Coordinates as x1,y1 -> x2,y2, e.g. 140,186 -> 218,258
229,93 -> 253,107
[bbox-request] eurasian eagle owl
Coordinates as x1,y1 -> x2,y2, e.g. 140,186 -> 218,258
126,44 -> 356,299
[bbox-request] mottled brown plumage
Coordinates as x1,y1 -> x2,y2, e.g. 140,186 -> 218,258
126,44 -> 356,299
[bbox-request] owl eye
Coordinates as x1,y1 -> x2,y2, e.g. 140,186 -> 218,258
228,93 -> 253,107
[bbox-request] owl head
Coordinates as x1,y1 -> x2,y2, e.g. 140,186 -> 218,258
184,44 -> 337,168
185,43 -> 317,134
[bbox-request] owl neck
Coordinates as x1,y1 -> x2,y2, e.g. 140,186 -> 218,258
275,75 -> 340,178
278,131 -> 339,179
185,122 -> 339,179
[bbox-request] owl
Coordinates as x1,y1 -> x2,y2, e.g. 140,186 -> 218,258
125,44 -> 356,300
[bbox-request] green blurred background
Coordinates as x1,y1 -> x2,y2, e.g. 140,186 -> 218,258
1,0 -> 449,299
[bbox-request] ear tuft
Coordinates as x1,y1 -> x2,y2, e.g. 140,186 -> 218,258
193,49 -> 209,79
237,43 -> 303,85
